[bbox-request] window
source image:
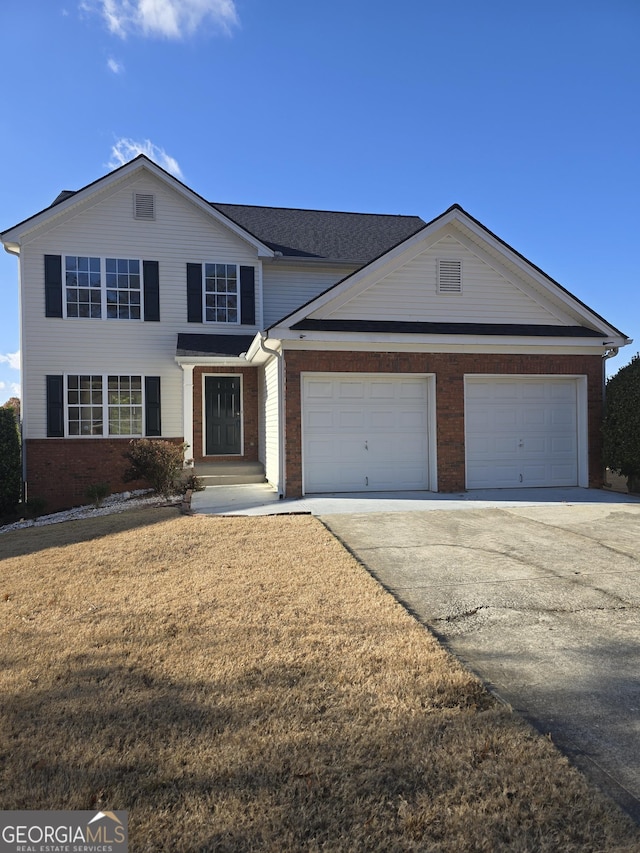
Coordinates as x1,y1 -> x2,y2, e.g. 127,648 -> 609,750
63,256 -> 144,320
204,263 -> 239,323
65,256 -> 102,318
67,374 -> 103,435
66,375 -> 143,436
107,375 -> 143,435
106,259 -> 141,319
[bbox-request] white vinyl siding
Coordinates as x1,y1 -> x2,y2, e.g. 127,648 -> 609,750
19,171 -> 261,439
260,356 -> 281,489
263,263 -> 358,328
321,233 -> 571,325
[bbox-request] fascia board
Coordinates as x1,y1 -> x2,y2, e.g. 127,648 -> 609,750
2,157 -> 275,258
175,355 -> 249,366
272,330 -> 629,350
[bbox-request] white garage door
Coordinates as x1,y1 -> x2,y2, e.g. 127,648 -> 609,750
303,374 -> 430,493
465,377 -> 578,489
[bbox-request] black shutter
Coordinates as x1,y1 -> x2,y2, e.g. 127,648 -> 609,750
186,263 -> 203,323
46,375 -> 64,437
44,255 -> 63,318
240,266 -> 255,325
145,376 -> 162,437
143,260 -> 160,321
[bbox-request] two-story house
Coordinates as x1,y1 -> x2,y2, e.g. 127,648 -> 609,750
1,155 -> 630,512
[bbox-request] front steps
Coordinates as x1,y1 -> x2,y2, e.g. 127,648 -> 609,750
193,461 -> 266,487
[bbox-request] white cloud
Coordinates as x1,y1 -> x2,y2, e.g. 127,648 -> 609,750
91,0 -> 238,39
0,351 -> 20,371
107,57 -> 124,73
108,138 -> 184,179
0,381 -> 20,403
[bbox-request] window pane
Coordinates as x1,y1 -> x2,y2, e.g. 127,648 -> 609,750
107,375 -> 143,436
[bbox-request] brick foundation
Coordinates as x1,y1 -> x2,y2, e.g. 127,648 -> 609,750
25,437 -> 184,513
192,366 -> 259,463
282,350 -> 604,496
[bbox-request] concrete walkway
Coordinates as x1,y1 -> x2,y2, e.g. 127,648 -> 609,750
191,483 -> 638,516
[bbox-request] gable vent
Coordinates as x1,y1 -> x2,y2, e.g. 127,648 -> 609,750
134,192 -> 155,221
437,259 -> 462,293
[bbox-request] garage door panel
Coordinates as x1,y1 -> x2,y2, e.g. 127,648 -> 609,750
466,378 -> 578,489
303,375 -> 429,493
306,409 -> 334,429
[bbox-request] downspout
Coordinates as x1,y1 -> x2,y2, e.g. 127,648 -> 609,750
602,345 -> 619,398
3,243 -> 26,500
601,345 -> 619,487
259,332 -> 285,498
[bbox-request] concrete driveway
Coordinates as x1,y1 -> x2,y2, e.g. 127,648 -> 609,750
321,501 -> 640,823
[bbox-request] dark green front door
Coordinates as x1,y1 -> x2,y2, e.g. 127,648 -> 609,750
205,376 -> 241,455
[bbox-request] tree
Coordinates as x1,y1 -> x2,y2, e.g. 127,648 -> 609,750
603,353 -> 640,493
1,396 -> 20,422
0,407 -> 21,514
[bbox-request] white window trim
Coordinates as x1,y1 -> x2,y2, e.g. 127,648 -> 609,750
202,262 -> 241,325
63,373 -> 148,438
62,254 -> 145,321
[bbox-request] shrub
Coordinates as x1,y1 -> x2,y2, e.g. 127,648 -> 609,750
0,407 -> 21,515
124,439 -> 186,498
86,481 -> 110,508
603,353 -> 640,493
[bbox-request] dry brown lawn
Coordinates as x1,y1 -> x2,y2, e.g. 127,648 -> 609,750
1,508 -> 639,852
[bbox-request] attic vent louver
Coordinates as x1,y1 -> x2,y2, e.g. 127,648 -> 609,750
134,192 -> 155,220
437,259 -> 462,293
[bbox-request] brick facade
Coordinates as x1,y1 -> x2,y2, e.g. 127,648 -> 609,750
25,437 -> 183,514
192,366 -> 259,463
282,350 -> 604,496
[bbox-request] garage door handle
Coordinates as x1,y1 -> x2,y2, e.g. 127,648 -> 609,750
364,441 -> 368,450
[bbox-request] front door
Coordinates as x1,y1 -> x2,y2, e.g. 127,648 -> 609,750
205,376 -> 241,455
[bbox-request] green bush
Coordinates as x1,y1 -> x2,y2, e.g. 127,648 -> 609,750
603,353 -> 640,493
86,481 -> 110,508
124,439 -> 186,498
0,407 -> 21,515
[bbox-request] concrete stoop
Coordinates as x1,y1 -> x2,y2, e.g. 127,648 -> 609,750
193,461 -> 266,487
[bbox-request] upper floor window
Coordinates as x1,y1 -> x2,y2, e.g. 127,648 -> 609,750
65,256 -> 142,320
45,254 -> 159,322
106,258 -> 141,320
65,256 -> 102,318
186,262 -> 255,325
204,263 -> 239,323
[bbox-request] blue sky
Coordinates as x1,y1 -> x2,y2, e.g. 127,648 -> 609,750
1,0 -> 639,403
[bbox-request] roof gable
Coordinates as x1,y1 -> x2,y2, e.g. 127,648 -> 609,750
1,156 -> 274,257
273,205 -> 628,342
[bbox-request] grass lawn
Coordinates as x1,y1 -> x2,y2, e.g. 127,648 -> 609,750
1,508 -> 638,852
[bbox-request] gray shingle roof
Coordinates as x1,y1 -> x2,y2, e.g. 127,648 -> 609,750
212,203 -> 426,262
176,333 -> 255,357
